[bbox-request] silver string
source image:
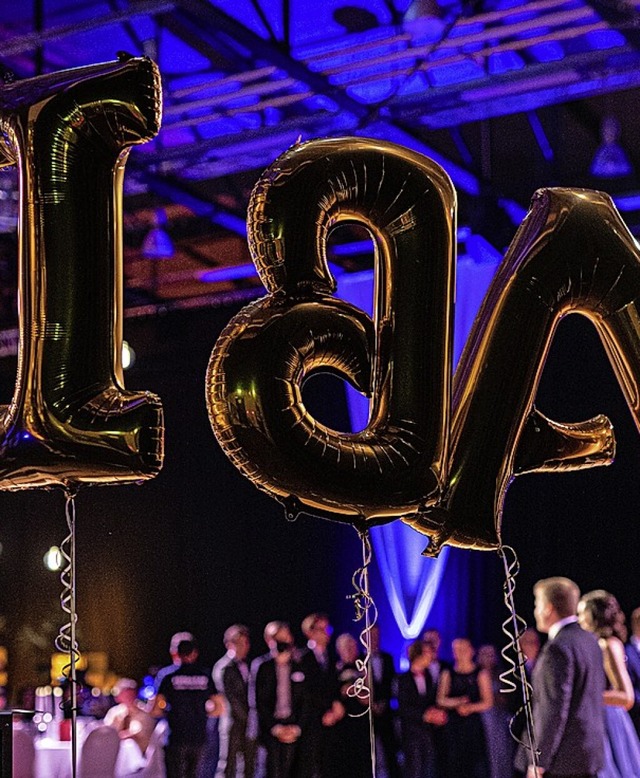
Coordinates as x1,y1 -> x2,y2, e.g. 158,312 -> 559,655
498,544 -> 540,776
347,528 -> 378,776
54,491 -> 79,778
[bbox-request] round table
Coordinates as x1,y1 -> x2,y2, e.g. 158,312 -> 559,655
33,733 -> 146,777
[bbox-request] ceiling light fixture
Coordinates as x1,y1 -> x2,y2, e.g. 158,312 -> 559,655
590,115 -> 632,178
141,208 -> 174,259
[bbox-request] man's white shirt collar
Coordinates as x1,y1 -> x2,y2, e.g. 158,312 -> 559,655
548,615 -> 578,640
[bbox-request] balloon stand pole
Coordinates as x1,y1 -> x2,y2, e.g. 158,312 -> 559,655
348,529 -> 378,777
55,493 -> 79,778
498,544 -> 540,777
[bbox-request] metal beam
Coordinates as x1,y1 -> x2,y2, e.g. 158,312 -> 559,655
388,47 -> 640,129
175,0 -> 368,122
172,0 -> 503,204
156,10 -> 239,71
140,171 -> 248,236
0,0 -> 175,56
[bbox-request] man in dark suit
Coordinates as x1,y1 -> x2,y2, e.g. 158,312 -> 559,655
253,621 -> 308,778
213,624 -> 256,778
397,639 -> 447,778
422,628 -> 451,776
298,612 -> 344,778
625,606 -> 640,738
526,577 -> 605,778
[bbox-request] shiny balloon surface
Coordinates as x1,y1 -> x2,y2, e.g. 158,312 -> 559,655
414,189 -> 640,553
209,139 -> 640,553
0,56 -> 164,490
207,137 -> 456,527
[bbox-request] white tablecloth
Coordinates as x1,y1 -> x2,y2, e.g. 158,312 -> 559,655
34,735 -> 146,778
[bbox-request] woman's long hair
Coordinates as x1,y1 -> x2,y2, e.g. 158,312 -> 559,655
580,589 -> 627,641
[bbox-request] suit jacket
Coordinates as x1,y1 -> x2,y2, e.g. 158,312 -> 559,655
253,655 -> 308,743
532,622 -> 605,774
214,653 -> 250,729
298,648 -> 340,721
625,640 -> 640,737
371,650 -> 396,713
396,670 -> 436,740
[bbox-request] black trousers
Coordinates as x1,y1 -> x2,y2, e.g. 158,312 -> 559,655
165,741 -> 205,778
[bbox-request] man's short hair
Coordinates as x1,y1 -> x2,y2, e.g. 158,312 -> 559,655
113,677 -> 137,695
170,631 -> 194,655
177,639 -> 197,659
301,613 -> 329,637
224,624 -> 249,647
408,639 -> 425,664
534,577 -> 580,619
631,607 -> 640,634
422,628 -> 441,649
264,620 -> 289,643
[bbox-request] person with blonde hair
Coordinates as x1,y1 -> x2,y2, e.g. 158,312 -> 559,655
523,577 -> 605,778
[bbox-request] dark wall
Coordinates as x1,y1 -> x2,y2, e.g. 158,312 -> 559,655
0,301 -> 366,693
0,302 -> 638,696
502,312 -> 640,623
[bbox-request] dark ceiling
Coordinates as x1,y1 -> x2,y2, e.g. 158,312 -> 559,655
2,0 -> 640,322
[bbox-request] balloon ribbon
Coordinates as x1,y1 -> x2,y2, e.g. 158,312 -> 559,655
55,492 -> 80,778
498,545 -> 541,776
348,529 -> 378,776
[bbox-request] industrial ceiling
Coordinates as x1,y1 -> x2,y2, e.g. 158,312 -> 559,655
2,0 -> 640,322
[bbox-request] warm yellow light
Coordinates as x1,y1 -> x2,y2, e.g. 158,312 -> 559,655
122,340 -> 135,370
43,546 -> 62,571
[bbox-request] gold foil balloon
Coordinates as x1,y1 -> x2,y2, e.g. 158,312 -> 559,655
412,188 -> 640,554
0,56 -> 164,490
207,137 -> 456,527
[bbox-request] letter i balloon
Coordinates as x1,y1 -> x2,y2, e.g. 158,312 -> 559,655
0,55 -> 164,491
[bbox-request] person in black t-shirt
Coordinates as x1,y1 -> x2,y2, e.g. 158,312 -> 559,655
153,639 -> 224,778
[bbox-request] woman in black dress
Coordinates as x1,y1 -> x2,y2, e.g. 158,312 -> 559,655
437,637 -> 493,778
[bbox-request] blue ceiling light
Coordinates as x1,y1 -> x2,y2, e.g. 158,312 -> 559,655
141,208 -> 174,259
199,264 -> 257,283
613,193 -> 640,212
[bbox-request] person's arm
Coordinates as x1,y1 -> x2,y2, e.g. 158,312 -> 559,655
602,637 -> 634,709
150,693 -> 167,718
625,644 -> 640,712
436,669 -> 469,709
223,665 -> 247,723
458,668 -> 494,716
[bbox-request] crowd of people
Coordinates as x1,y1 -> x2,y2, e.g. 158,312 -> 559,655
31,591 -> 640,778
